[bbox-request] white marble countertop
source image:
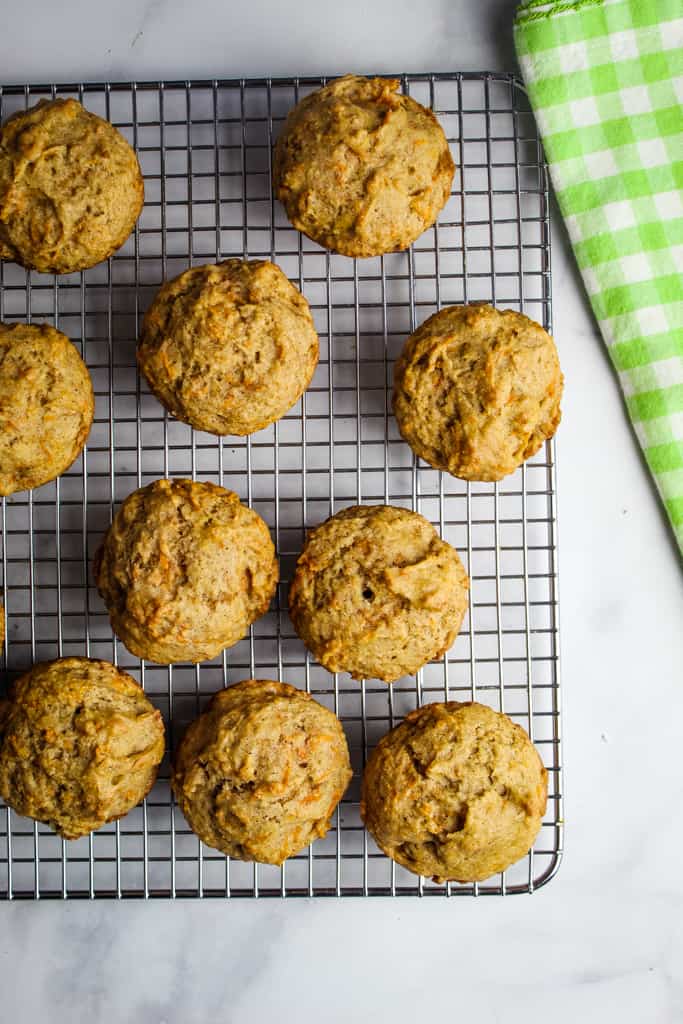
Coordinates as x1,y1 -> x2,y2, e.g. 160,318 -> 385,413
1,2 -> 681,1021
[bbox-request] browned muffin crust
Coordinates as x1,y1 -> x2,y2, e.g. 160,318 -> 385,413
0,98 -> 144,274
0,657 -> 165,840
172,679 -> 352,864
393,304 -> 563,481
361,701 -> 548,882
138,259 -> 319,436
0,321 -> 94,496
94,478 -> 279,664
288,504 -> 469,682
273,74 -> 455,257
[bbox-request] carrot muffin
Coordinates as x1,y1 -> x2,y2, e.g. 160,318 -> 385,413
172,679 -> 352,864
361,701 -> 547,882
0,98 -> 143,274
0,322 -> 94,495
138,259 -> 319,435
94,478 -> 279,664
288,504 -> 469,682
393,304 -> 563,481
0,657 -> 164,839
273,74 -> 455,257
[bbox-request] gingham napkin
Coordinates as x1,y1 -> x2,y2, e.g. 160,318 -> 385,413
514,0 -> 683,553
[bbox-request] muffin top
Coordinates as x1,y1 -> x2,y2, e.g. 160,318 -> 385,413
0,98 -> 143,274
94,478 -> 279,664
273,75 -> 454,257
393,304 -> 563,481
288,504 -> 469,682
361,701 -> 548,883
138,260 -> 319,436
172,679 -> 352,864
0,322 -> 94,496
0,657 -> 165,840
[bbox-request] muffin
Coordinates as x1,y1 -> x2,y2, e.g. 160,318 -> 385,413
393,304 -> 563,481
0,322 -> 94,495
0,98 -> 143,274
138,259 -> 319,435
273,74 -> 454,257
94,478 -> 279,664
172,679 -> 352,864
0,657 -> 165,839
288,504 -> 469,682
361,701 -> 547,882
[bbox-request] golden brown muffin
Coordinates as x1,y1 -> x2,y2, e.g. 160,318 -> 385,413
0,98 -> 144,274
273,75 -> 455,257
138,260 -> 319,436
172,679 -> 352,864
288,505 -> 469,682
0,322 -> 94,496
0,657 -> 165,840
94,478 -> 279,664
361,701 -> 547,882
393,304 -> 563,482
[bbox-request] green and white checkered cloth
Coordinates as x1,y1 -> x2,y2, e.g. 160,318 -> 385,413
514,0 -> 683,553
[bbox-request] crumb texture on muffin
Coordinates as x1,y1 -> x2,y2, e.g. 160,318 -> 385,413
0,321 -> 94,496
273,75 -> 455,257
172,679 -> 352,864
94,478 -> 279,664
393,303 -> 563,481
361,700 -> 548,882
0,657 -> 165,839
0,98 -> 143,274
288,504 -> 469,682
138,259 -> 319,436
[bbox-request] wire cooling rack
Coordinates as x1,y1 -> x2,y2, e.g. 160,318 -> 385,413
0,72 -> 562,898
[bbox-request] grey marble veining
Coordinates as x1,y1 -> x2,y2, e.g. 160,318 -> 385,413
0,1 -> 682,1021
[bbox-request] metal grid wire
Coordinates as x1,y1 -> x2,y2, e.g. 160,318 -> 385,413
0,73 -> 562,898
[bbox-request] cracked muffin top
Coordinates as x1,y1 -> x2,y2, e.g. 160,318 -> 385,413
273,75 -> 455,257
0,657 -> 165,840
288,504 -> 469,682
138,259 -> 319,436
0,98 -> 143,274
94,478 -> 279,664
0,321 -> 94,496
393,303 -> 563,481
361,700 -> 547,883
172,679 -> 352,864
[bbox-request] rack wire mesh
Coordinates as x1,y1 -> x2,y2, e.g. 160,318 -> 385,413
0,72 -> 562,898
